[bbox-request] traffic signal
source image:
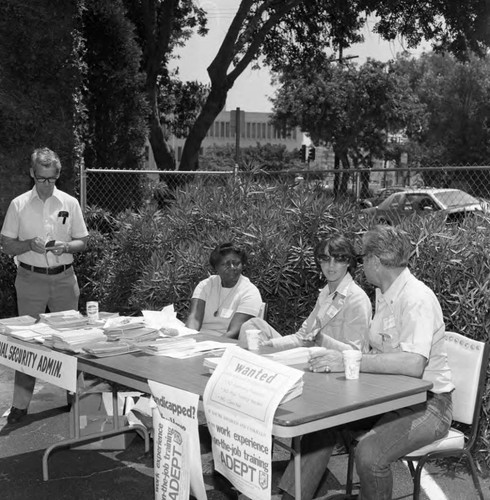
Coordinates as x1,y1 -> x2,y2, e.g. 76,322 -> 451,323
300,145 -> 307,162
308,146 -> 316,161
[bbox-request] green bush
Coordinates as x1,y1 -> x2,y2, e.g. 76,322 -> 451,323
0,252 -> 17,318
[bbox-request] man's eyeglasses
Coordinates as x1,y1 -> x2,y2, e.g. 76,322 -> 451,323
317,253 -> 350,264
34,175 -> 58,184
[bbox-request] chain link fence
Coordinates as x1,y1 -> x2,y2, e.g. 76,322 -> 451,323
81,164 -> 490,231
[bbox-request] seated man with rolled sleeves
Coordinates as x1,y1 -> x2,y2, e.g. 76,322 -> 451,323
1,147 -> 89,424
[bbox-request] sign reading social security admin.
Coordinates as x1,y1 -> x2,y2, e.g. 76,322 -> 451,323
0,334 -> 77,392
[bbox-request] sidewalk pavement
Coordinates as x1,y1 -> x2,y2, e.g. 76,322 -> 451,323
1,364 -> 489,500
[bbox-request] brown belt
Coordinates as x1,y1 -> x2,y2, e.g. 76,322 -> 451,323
19,262 -> 73,275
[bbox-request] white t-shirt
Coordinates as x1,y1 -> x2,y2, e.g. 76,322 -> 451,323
192,274 -> 262,336
1,186 -> 89,267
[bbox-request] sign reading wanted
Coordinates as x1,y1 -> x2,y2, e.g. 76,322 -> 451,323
203,346 -> 303,500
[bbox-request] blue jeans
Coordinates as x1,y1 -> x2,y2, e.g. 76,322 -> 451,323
355,391 -> 453,500
279,429 -> 339,499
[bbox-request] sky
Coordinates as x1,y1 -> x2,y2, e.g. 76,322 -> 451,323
171,1 -> 431,113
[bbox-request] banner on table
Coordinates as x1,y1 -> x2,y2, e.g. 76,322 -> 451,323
203,346 -> 303,500
0,334 -> 77,391
149,380 -> 206,500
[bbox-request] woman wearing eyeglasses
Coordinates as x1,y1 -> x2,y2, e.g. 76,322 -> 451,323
240,234 -> 371,500
242,234 -> 371,353
186,242 -> 262,339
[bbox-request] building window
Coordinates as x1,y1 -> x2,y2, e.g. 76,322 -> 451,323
252,123 -> 256,139
246,122 -> 251,138
261,123 -> 266,139
215,122 -> 220,136
225,122 -> 230,138
267,124 -> 272,139
220,122 -> 225,137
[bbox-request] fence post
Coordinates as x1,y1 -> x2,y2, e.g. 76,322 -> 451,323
80,161 -> 86,213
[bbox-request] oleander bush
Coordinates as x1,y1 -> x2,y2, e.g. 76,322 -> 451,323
0,252 -> 17,318
2,177 -> 490,471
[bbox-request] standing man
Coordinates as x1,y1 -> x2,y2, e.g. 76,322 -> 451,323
1,147 -> 89,424
309,225 -> 454,500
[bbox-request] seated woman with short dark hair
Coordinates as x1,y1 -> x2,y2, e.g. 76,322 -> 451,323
185,242 -> 262,339
240,234 -> 371,353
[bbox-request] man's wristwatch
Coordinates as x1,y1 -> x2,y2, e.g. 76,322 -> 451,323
64,243 -> 70,254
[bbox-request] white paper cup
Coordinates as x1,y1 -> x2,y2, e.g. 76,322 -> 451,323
342,350 -> 362,380
246,329 -> 262,351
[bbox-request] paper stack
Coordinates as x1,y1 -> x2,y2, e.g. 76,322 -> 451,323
202,355 -> 304,405
281,377 -> 304,404
48,327 -> 106,352
203,356 -> 221,373
142,306 -> 198,337
83,340 -> 140,358
135,337 -> 197,356
7,323 -> 60,343
39,310 -> 89,329
262,346 -> 324,366
105,326 -> 160,343
0,315 -> 37,334
103,316 -> 147,334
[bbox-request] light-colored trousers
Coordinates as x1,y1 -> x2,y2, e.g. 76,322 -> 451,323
13,266 -> 79,409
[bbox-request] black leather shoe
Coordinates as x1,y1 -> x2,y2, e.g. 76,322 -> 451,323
7,407 -> 27,424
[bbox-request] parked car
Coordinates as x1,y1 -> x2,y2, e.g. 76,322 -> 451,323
361,188 -> 483,225
358,186 -> 407,209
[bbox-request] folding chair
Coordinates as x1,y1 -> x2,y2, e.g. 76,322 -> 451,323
346,331 -> 489,500
258,302 -> 268,321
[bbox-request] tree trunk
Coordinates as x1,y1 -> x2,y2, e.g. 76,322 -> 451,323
339,153 -> 350,197
333,152 -> 341,198
178,85 -> 227,171
333,149 -> 350,199
147,84 -> 175,170
360,169 -> 371,198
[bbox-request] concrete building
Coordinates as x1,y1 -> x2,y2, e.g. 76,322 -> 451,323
170,109 -> 303,165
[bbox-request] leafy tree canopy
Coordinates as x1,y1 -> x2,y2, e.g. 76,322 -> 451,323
390,51 -> 490,166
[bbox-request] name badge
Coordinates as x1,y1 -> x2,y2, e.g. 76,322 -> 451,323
326,305 -> 339,318
383,316 -> 396,330
219,308 -> 233,319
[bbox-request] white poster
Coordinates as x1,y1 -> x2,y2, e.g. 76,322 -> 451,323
0,334 -> 77,391
203,346 -> 303,500
149,381 -> 206,500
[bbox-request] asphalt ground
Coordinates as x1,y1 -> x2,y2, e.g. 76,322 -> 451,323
1,364 -> 489,500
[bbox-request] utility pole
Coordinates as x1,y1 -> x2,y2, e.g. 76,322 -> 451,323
332,46 -> 358,198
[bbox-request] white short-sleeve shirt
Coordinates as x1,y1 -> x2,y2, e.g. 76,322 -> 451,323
1,186 -> 89,267
192,274 -> 262,336
369,268 -> 454,394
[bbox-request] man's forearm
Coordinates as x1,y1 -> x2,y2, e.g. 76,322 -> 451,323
361,351 -> 426,378
1,238 -> 31,256
65,239 -> 87,254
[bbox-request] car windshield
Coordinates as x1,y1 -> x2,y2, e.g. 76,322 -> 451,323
433,190 -> 479,208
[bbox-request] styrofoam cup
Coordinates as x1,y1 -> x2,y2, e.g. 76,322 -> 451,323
246,329 -> 262,351
342,350 -> 362,380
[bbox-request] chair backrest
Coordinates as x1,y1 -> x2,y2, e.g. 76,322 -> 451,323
257,302 -> 268,321
445,332 -> 489,427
